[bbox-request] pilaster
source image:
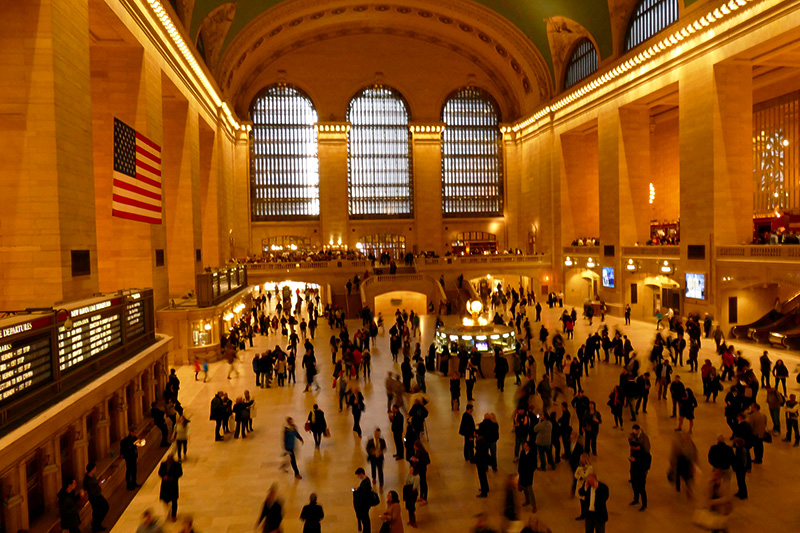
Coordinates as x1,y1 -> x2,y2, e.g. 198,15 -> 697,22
317,123 -> 350,247
410,123 -> 444,253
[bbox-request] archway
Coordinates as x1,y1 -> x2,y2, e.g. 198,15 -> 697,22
375,290 -> 428,317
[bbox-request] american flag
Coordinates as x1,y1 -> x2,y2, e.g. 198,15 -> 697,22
112,118 -> 163,224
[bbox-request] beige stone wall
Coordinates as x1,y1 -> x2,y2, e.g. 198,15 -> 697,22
0,0 -> 99,310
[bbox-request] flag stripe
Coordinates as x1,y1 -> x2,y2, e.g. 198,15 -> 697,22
135,132 -> 161,152
134,172 -> 162,189
135,145 -> 161,165
113,193 -> 163,213
113,180 -> 161,202
137,160 -> 161,177
112,209 -> 162,225
112,201 -> 163,218
113,172 -> 161,195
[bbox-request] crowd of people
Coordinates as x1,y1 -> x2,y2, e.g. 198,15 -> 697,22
62,278 -> 800,533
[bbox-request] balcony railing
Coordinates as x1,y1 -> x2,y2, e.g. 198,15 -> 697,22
621,246 -> 680,259
562,246 -> 600,256
418,255 -> 549,268
717,245 -> 800,261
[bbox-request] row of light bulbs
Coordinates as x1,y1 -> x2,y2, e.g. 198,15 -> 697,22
512,0 -> 756,134
146,1 -> 250,134
564,257 -> 674,274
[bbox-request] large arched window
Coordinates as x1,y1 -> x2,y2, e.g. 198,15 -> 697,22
249,85 -> 319,220
347,86 -> 413,218
625,0 -> 679,52
441,87 -> 503,217
564,39 -> 599,89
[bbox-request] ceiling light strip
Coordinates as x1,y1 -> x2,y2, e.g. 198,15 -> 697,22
145,0 -> 247,132
511,0 -> 755,134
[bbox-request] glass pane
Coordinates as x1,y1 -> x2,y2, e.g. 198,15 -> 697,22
249,85 -> 320,220
441,87 -> 503,217
565,39 -> 599,89
625,0 -> 679,51
347,86 -> 413,218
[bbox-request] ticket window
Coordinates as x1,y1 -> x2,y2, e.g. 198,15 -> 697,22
191,321 -> 214,347
26,455 -> 44,522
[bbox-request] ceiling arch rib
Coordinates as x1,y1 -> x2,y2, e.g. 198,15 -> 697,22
216,1 -> 553,118
233,26 -> 523,121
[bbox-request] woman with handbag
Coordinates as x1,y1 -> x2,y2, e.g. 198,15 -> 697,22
403,465 -> 420,527
379,490 -> 404,533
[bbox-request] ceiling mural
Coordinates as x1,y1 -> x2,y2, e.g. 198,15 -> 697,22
190,0 -> 619,74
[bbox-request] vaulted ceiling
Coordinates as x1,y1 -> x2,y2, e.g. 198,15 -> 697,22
178,0 -> 706,119
188,0 -> 703,73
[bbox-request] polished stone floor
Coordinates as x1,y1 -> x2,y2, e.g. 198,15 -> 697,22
113,301 -> 800,532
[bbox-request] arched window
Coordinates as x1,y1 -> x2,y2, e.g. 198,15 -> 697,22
347,86 -> 413,218
357,233 -> 406,259
249,85 -> 319,220
625,0 -> 679,52
441,87 -> 503,217
564,39 -> 598,89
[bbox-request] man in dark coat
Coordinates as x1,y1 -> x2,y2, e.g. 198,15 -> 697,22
389,404 -> 405,459
475,434 -> 491,498
158,454 -> 183,521
578,473 -> 609,533
365,428 -> 387,486
83,463 -> 108,532
352,468 -> 374,532
459,404 -> 476,462
150,401 -> 169,447
120,427 -> 140,490
517,441 -> 537,508
210,391 -> 225,441
58,478 -> 83,533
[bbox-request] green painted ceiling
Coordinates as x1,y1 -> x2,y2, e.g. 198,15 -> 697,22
190,0 -> 617,73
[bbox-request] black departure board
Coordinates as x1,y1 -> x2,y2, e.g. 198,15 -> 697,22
57,300 -> 123,373
0,332 -> 52,403
126,299 -> 145,339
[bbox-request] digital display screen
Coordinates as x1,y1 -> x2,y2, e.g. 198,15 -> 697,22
685,273 -> 706,300
126,299 -> 145,339
0,331 -> 53,404
602,267 -> 615,288
474,341 -> 489,351
58,301 -> 123,373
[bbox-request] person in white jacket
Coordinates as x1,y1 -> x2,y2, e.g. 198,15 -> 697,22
174,416 -> 189,461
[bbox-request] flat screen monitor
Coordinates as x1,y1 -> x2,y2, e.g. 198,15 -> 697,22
685,273 -> 706,300
474,341 -> 489,351
602,267 -> 615,288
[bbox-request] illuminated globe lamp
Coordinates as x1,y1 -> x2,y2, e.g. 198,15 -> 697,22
435,299 -> 516,372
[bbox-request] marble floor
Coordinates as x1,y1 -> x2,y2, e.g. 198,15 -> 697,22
113,302 -> 800,533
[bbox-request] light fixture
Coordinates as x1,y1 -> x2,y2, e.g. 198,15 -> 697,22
586,258 -> 596,268
203,323 -> 212,331
564,256 -> 574,267
660,260 -> 673,274
649,183 -> 655,204
511,0 -> 758,134
626,259 -> 638,272
223,313 -> 234,321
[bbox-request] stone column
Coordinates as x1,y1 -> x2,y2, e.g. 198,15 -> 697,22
3,467 -> 25,532
232,129 -> 251,257
41,439 -> 60,512
95,401 -> 111,458
144,367 -> 157,410
72,419 -> 89,480
17,462 -> 29,530
114,389 -> 130,436
0,0 -> 99,309
410,123 -> 444,253
317,123 -> 350,248
713,62 -> 753,246
131,381 -> 145,427
164,96 -> 202,297
619,106 -> 652,246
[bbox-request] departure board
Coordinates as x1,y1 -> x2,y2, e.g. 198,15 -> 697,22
126,299 -> 145,339
0,332 -> 53,403
57,304 -> 123,373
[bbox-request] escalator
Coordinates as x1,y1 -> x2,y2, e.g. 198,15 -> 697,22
730,292 -> 800,340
